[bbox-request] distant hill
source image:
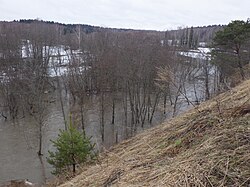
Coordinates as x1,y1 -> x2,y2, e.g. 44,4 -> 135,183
13,19 -> 154,34
1,19 -> 223,44
50,79 -> 250,187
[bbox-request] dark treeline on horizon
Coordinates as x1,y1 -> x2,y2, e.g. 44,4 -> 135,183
1,18 -> 224,34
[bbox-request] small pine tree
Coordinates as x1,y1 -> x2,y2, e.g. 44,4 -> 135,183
47,122 -> 95,175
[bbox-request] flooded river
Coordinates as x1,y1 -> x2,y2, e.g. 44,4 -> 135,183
0,94 -> 166,185
0,51 -> 213,185
0,102 -> 65,184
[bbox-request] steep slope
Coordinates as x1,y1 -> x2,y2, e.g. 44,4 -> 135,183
55,80 -> 250,187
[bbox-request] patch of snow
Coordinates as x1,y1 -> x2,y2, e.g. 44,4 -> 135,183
179,47 -> 212,60
48,66 -> 68,77
198,42 -> 207,47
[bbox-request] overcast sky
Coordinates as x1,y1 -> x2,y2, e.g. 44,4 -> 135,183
0,0 -> 249,30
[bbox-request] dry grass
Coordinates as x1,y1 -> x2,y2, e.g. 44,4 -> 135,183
48,79 -> 250,187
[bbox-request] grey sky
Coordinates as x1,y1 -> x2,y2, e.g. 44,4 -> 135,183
0,0 -> 249,30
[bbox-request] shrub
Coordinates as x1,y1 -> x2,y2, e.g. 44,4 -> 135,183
47,122 -> 95,175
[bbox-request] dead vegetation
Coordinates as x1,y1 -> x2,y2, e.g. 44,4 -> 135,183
49,79 -> 250,187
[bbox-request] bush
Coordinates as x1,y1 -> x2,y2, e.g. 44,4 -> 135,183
47,122 -> 95,175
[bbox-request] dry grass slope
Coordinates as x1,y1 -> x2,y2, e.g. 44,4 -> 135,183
53,80 -> 250,187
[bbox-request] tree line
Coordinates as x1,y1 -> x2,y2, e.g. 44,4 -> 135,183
0,19 -> 249,157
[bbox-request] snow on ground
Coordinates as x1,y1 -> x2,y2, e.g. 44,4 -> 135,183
1,42 -> 90,79
179,47 -> 212,60
20,41 -> 90,77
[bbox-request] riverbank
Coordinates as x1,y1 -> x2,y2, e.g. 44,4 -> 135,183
49,79 -> 250,186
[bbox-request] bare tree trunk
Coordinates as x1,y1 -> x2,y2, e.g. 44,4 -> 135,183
80,103 -> 85,135
72,154 -> 76,173
172,85 -> 181,117
57,78 -> 67,130
128,83 -> 135,135
204,62 -> 210,100
163,93 -> 167,114
193,80 -> 199,104
111,96 -> 115,125
123,86 -> 128,138
100,92 -> 105,142
149,92 -> 160,124
172,95 -> 179,118
38,120 -> 43,156
123,90 -> 128,127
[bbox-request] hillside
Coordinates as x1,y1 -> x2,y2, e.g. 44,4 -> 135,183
51,80 -> 250,187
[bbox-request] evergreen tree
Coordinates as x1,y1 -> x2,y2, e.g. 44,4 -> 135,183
47,121 -> 95,175
212,20 -> 250,80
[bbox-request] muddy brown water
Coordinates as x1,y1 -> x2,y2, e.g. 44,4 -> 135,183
0,95 -> 166,185
0,103 -> 64,185
0,76 -> 206,185
0,50 -> 212,185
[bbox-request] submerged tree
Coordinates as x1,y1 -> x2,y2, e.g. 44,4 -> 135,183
47,120 -> 95,175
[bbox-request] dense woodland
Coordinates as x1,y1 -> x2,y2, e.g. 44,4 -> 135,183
0,19 -> 249,157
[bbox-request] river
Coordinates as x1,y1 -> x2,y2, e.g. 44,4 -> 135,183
0,93 -> 166,185
0,47 -> 214,185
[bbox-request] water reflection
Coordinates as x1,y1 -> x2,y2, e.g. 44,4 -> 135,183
0,102 -> 65,184
0,93 -> 166,185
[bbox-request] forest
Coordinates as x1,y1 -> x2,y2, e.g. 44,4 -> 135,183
0,19 -> 249,184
